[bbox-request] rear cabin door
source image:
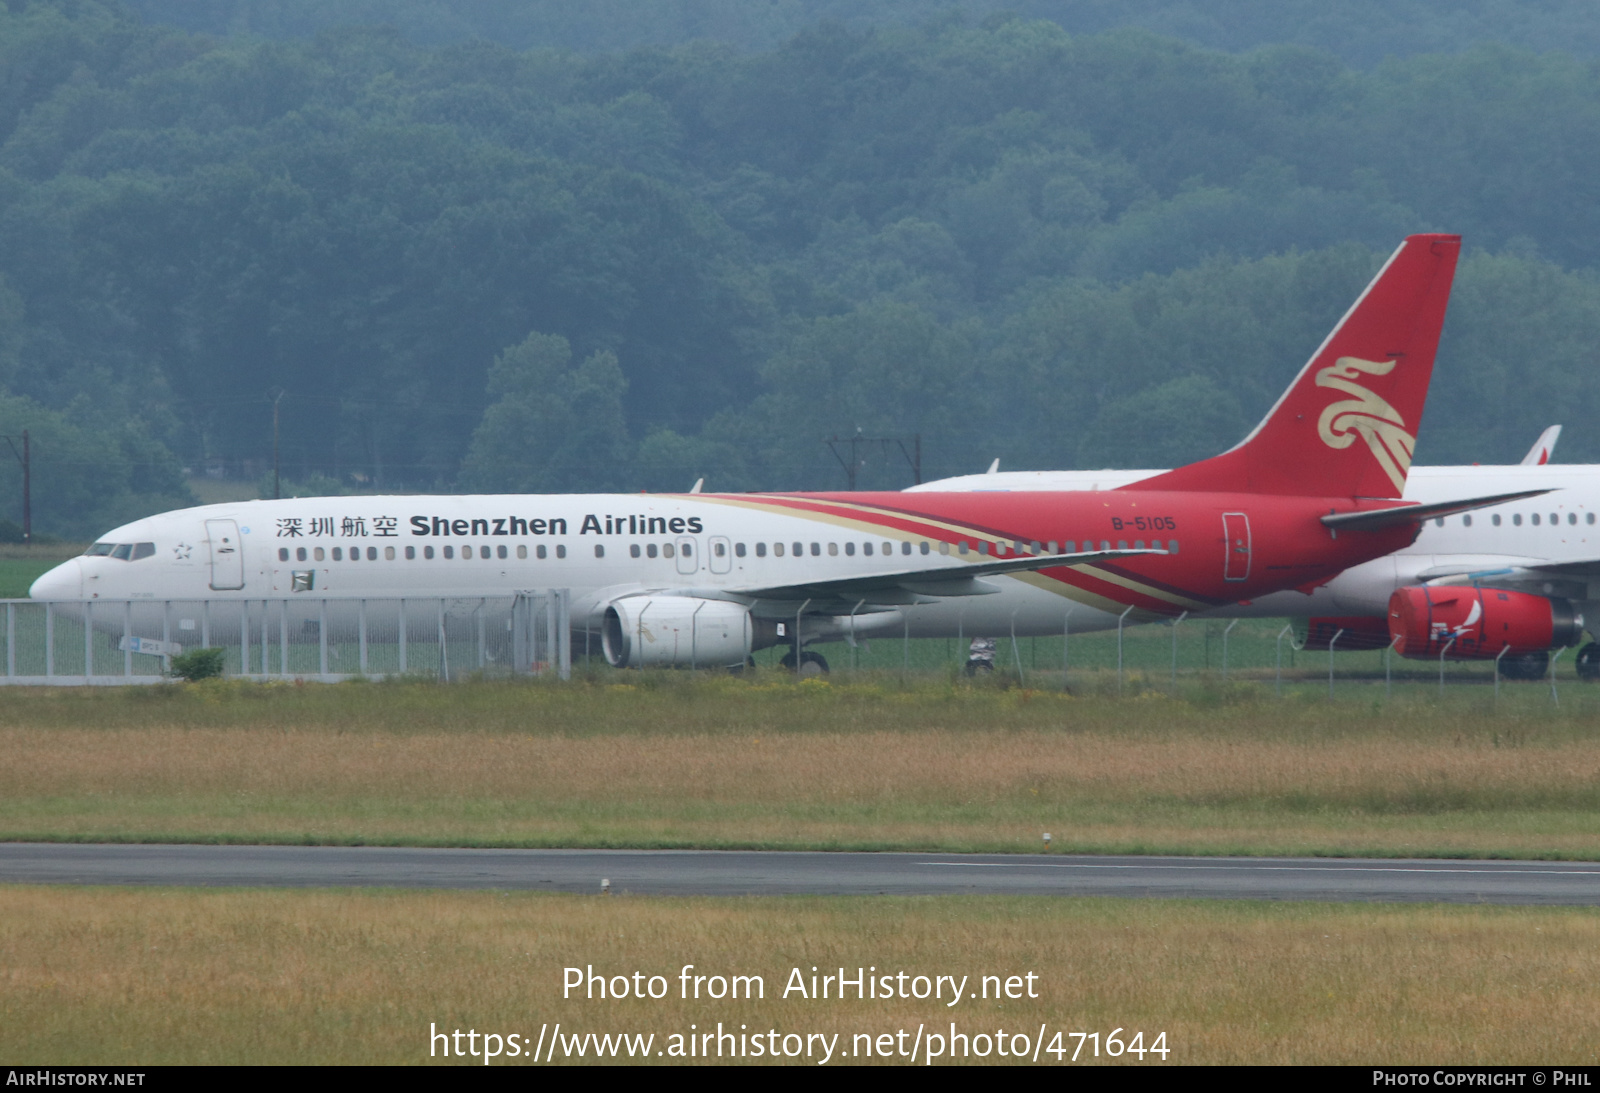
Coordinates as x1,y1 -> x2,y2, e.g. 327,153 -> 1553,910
1221,512 -> 1251,582
206,518 -> 245,590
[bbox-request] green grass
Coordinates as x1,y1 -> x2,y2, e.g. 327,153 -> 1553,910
2,672 -> 1600,857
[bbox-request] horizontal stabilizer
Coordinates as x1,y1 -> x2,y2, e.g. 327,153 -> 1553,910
1319,489 -> 1552,531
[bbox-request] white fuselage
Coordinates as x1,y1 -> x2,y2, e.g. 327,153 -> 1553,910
27,494 -> 1157,642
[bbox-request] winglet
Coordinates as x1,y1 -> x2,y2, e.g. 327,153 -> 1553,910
689,477 -> 704,494
1126,234 -> 1461,498
1521,425 -> 1561,466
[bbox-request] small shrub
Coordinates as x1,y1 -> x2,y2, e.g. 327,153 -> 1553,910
170,647 -> 226,682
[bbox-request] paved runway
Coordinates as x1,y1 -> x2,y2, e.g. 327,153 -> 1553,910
2,843 -> 1599,904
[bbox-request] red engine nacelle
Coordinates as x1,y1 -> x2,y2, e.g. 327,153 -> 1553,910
1299,616 -> 1394,651
1388,586 -> 1584,660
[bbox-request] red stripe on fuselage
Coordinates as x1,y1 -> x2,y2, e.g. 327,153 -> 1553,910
717,490 -> 1418,613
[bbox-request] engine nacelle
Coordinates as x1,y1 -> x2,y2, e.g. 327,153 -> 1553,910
1388,586 -> 1584,660
1296,616 -> 1394,651
601,596 -> 753,668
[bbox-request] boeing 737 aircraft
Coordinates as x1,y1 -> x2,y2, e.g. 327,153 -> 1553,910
32,234 -> 1517,674
916,427 -> 1600,678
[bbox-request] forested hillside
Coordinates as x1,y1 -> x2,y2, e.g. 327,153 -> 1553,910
3,0 -> 1600,534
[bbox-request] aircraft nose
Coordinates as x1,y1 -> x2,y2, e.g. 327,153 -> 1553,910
29,559 -> 83,600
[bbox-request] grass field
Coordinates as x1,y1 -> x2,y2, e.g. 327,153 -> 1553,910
4,673 -> 1600,857
4,885 -> 1596,1065
0,542 -> 83,598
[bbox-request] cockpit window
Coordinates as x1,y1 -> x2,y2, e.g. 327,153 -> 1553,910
131,542 -> 155,560
85,543 -> 114,556
110,544 -> 132,561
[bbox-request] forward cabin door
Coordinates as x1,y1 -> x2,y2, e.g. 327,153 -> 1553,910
1221,512 -> 1251,582
205,518 -> 245,590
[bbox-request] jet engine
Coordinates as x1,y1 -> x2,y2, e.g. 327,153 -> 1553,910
1387,586 -> 1584,660
601,596 -> 755,669
1297,616 -> 1394,651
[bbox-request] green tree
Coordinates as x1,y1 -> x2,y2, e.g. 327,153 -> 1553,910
459,332 -> 632,493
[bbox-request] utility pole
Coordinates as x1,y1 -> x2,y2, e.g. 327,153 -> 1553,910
268,389 -> 284,500
825,432 -> 922,489
1,430 -> 29,543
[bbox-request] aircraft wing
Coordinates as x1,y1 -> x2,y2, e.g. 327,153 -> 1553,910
1421,556 -> 1600,585
678,548 -> 1164,612
1320,489 -> 1553,531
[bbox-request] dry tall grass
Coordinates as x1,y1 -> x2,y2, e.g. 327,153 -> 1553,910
0,676 -> 1597,855
2,885 -> 1596,1065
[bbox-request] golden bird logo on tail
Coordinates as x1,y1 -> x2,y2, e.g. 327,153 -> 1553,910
1315,357 -> 1415,494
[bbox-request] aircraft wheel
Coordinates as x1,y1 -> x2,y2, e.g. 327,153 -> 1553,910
780,650 -> 829,677
964,658 -> 994,676
1499,650 -> 1550,682
1576,643 -> 1600,681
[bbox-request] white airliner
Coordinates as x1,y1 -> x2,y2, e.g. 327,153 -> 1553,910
33,233 -> 1543,677
914,427 -> 1600,679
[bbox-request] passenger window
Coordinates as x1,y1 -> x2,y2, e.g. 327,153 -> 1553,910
556,545 -> 566,559
630,544 -> 641,558
810,542 -> 820,556
423,546 -> 434,559
773,542 -> 783,557
919,541 -> 929,555
406,546 -> 417,559
516,545 -> 526,559
1590,513 -> 1597,525
682,543 -> 692,557
536,545 -> 546,560
647,543 -> 658,558
385,546 -> 396,560
716,542 -> 728,557
863,542 -> 873,556
793,542 -> 803,557
1551,513 -> 1559,525
1569,513 -> 1578,526
1030,541 -> 1041,554
901,542 -> 911,555
1168,540 -> 1179,554
278,548 -> 289,562
941,542 -> 951,555
883,542 -> 893,555
1117,540 -> 1128,550
111,544 -> 132,560
1048,541 -> 1059,554
497,544 -> 507,559
1463,515 -> 1472,527
332,547 -> 344,561
297,547 -> 308,562
442,546 -> 452,559
828,542 -> 838,556
844,542 -> 854,556
663,543 -> 674,558
735,543 -> 746,557
369,547 -> 379,560
1514,514 -> 1523,526
978,542 -> 989,555
595,545 -> 605,558
958,542 -> 969,555
1100,541 -> 1111,551
756,542 -> 768,557
1492,515 -> 1502,527
1435,517 -> 1445,527
1134,540 -> 1144,549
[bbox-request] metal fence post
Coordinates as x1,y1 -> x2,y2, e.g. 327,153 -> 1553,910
1495,644 -> 1508,706
1117,605 -> 1133,695
359,599 -> 369,674
319,600 -> 328,677
1275,623 -> 1291,697
1386,634 -> 1398,699
123,602 -> 132,677
44,602 -> 53,679
1439,635 -> 1456,696
398,598 -> 407,674
1170,610 -> 1187,688
1327,627 -> 1344,700
1551,647 -> 1567,707
1221,619 -> 1237,681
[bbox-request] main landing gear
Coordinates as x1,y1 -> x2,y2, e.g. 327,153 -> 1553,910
1576,643 -> 1600,681
779,649 -> 830,677
1499,650 -> 1550,681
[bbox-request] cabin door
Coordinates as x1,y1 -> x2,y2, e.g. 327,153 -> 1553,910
205,519 -> 245,590
1221,512 -> 1251,582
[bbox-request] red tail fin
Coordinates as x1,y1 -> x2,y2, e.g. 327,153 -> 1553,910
1127,233 -> 1461,498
